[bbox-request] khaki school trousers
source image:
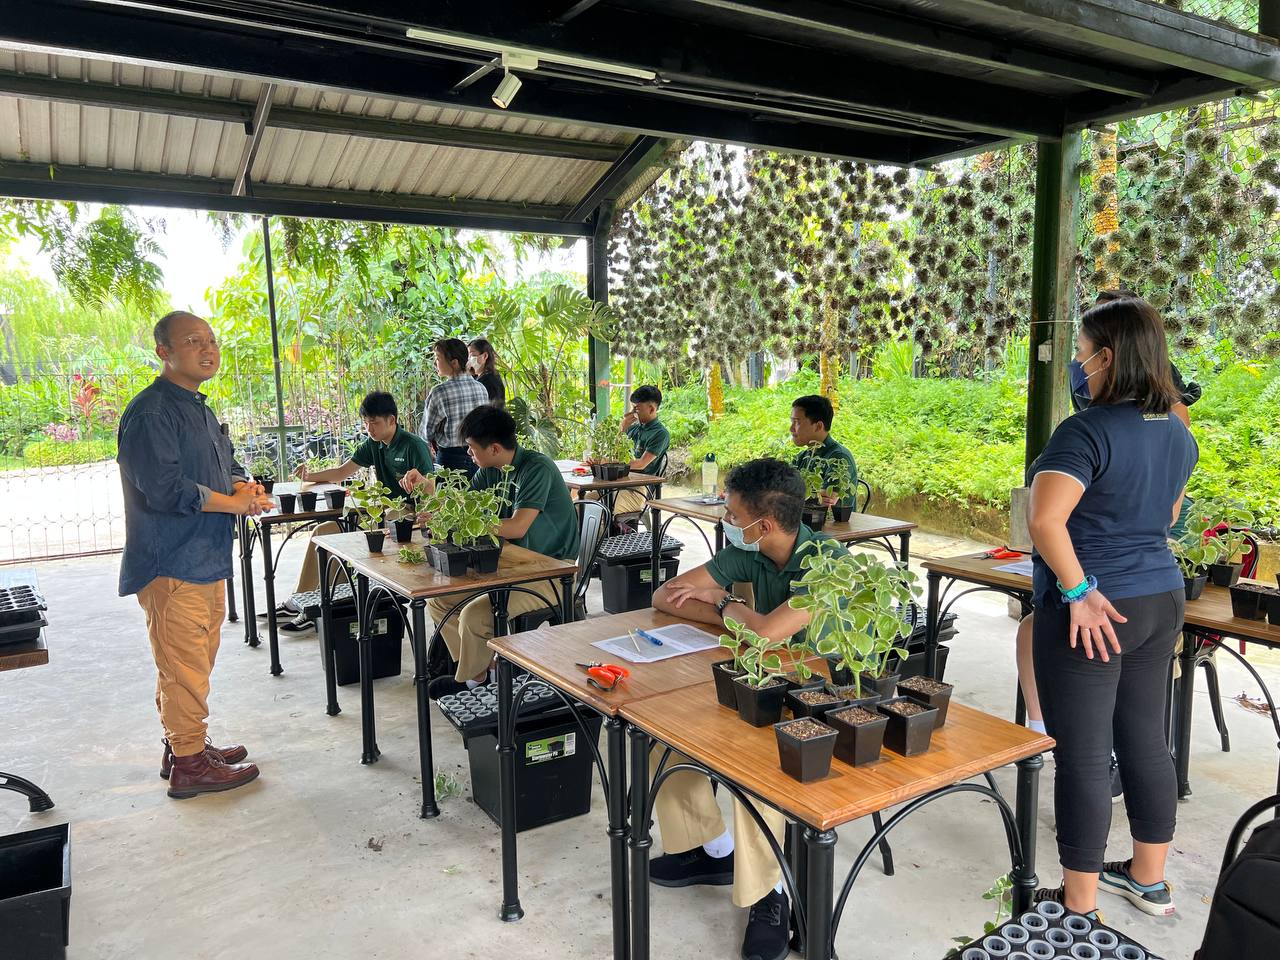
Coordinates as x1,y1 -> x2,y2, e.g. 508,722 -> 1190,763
428,578 -> 563,681
136,577 -> 226,757
649,748 -> 786,907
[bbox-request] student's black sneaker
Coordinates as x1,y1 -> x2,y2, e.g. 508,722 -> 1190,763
1033,885 -> 1104,923
649,847 -> 734,888
278,614 -> 315,633
1110,755 -> 1123,804
741,889 -> 789,960
428,675 -> 485,700
1100,859 -> 1176,916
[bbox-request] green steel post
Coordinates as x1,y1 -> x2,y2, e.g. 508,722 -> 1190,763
587,203 -> 614,419
1024,135 -> 1082,470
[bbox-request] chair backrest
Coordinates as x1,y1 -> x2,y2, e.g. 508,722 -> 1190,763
652,452 -> 669,477
574,499 -> 611,601
1242,531 -> 1261,578
857,478 -> 873,513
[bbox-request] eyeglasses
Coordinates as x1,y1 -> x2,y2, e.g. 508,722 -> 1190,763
178,335 -> 220,351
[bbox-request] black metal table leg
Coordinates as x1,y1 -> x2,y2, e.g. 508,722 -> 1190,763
356,573 -> 379,764
803,827 -> 837,960
714,521 -> 725,553
605,717 -> 630,960
560,575 -> 575,623
411,598 -> 439,819
1012,753 -> 1043,914
1174,627 -> 1197,799
239,515 -> 260,646
650,505 -> 662,595
870,811 -> 894,875
262,522 -> 283,676
899,530 -> 911,567
0,771 -> 54,812
492,588 -> 510,640
925,572 -> 942,679
628,724 -> 652,960
497,657 -> 524,921
788,822 -> 809,956
317,547 -> 340,716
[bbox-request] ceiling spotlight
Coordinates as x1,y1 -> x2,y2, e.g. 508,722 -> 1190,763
492,70 -> 522,109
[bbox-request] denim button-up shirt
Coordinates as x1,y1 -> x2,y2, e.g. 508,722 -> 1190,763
117,376 -> 247,596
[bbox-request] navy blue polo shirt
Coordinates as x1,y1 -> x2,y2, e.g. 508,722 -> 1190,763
1029,401 -> 1197,608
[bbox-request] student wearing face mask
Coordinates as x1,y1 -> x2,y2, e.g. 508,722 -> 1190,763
649,458 -> 848,960
467,338 -> 505,408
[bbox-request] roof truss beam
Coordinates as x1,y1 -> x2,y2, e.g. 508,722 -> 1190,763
234,81 -> 275,196
568,135 -> 669,221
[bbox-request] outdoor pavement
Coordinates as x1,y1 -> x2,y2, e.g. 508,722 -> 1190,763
4,514 -> 1278,960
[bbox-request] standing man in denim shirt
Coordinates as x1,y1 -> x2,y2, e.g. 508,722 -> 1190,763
118,311 -> 271,799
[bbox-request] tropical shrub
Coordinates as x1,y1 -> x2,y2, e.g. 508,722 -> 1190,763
22,438 -> 117,466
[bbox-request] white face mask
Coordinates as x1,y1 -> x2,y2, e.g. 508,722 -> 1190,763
722,517 -> 763,552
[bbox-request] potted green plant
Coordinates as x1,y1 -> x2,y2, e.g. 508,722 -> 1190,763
719,618 -> 806,727
1198,499 -> 1256,587
797,449 -> 831,529
455,466 -> 515,573
711,658 -> 746,709
824,703 -> 888,767
1169,526 -> 1223,601
250,455 -> 276,493
1228,580 -> 1275,622
773,717 -> 838,782
392,482 -> 422,543
825,458 -> 858,523
784,686 -> 849,720
584,418 -> 634,482
877,696 -> 940,756
346,476 -> 396,553
421,470 -> 471,575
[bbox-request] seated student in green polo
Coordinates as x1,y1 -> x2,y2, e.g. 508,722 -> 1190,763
790,394 -> 858,511
427,404 -> 580,699
611,384 -> 670,516
649,457 -> 846,960
281,390 -> 434,632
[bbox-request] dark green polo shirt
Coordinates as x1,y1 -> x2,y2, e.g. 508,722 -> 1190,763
794,435 -> 858,506
626,419 -> 670,475
351,427 -> 434,500
705,524 -> 843,643
473,446 -> 580,561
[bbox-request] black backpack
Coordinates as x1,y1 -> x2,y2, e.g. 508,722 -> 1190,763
1196,795 -> 1280,959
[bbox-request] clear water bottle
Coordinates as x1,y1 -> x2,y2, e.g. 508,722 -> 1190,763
701,453 -> 718,496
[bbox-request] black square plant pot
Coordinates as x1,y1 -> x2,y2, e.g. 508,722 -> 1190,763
299,491 -> 319,511
733,677 -> 788,727
468,540 -> 503,574
277,493 -> 296,514
325,489 -> 346,510
257,477 -> 276,494
831,504 -> 852,523
590,462 -> 630,481
825,656 -> 853,687
785,688 -> 849,721
392,518 -> 415,543
801,502 -> 828,530
878,697 -> 939,756
1208,561 -> 1243,588
712,661 -> 745,709
1183,575 -> 1207,601
858,671 -> 901,701
783,671 -> 826,694
363,530 -> 386,553
1228,582 -> 1273,621
829,686 -> 883,711
774,718 -> 837,782
1267,592 -> 1280,627
430,543 -> 471,577
826,705 -> 888,767
897,676 -> 954,729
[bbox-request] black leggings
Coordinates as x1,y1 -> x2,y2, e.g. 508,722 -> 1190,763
1033,589 -> 1183,873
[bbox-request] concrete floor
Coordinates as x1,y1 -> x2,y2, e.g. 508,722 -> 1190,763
5,517 -> 1279,960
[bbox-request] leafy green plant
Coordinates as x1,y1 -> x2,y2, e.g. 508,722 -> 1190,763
397,546 -> 426,565
947,874 -> 1014,955
249,455 -> 276,479
718,617 -> 811,689
420,469 -> 471,545
454,465 -> 515,546
797,447 -> 835,501
824,457 -> 858,504
1195,498 -> 1257,564
1169,513 -> 1226,578
346,476 -> 397,532
790,540 -> 918,697
21,438 -> 117,466
584,417 -> 635,465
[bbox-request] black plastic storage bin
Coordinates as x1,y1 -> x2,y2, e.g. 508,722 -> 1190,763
313,595 -> 405,686
601,556 -> 679,614
468,710 -> 604,832
0,823 -> 71,960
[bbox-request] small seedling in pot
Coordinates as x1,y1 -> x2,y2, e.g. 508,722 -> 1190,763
397,546 -> 426,565
720,617 -> 809,727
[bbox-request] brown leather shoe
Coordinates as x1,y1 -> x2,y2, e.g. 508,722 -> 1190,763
167,750 -> 260,799
160,738 -> 249,780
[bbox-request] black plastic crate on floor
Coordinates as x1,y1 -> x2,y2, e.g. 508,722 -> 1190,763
0,823 -> 71,960
601,556 -> 680,614
310,593 -> 405,686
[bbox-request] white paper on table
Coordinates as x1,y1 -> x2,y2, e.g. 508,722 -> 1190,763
591,623 -> 723,664
993,558 -> 1035,577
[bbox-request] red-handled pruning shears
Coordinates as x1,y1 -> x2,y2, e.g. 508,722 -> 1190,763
982,546 -> 1024,560
575,662 -> 630,691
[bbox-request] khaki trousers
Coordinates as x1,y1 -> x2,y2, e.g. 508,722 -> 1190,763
295,520 -> 344,594
428,578 -> 563,682
136,577 -> 225,757
649,749 -> 785,907
610,488 -> 650,517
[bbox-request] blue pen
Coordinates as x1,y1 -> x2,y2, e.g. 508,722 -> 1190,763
635,628 -> 664,647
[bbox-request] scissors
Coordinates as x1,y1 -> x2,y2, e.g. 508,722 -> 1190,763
982,546 -> 1024,560
575,662 -> 630,691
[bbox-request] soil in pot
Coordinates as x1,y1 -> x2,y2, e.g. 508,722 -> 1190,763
774,718 -> 837,782
785,688 -> 849,721
878,697 -> 939,756
1229,582 -> 1276,622
897,676 -> 954,728
325,489 -> 346,510
831,504 -> 852,523
858,671 -> 901,701
467,540 -> 503,574
393,518 -> 415,543
734,677 -> 788,727
712,661 -> 745,709
1183,575 -> 1207,602
363,530 -> 386,553
801,501 -> 828,530
827,706 -> 888,767
1209,561 -> 1243,588
783,671 -> 826,694
276,493 -> 297,514
430,542 -> 471,577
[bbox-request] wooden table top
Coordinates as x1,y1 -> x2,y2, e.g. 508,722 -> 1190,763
650,498 -> 917,544
0,567 -> 48,672
561,470 -> 666,492
312,532 -> 578,601
622,691 -> 1053,831
923,553 -> 1034,594
1184,579 -> 1280,647
488,609 -> 833,717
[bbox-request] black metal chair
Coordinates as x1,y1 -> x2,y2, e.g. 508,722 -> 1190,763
856,478 -> 872,514
508,500 -> 611,634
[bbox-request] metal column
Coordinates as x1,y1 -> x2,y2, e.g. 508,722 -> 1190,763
587,202 -> 614,419
261,215 -> 289,480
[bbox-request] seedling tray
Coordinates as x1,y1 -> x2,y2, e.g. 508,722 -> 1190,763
598,532 -> 683,564
437,674 -> 563,742
953,904 -> 1162,960
292,583 -> 355,620
0,585 -> 46,628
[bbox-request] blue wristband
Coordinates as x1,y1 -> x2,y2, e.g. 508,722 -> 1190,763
1058,575 -> 1097,603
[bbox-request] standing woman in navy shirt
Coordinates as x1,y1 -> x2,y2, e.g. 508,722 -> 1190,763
1028,298 -> 1197,919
